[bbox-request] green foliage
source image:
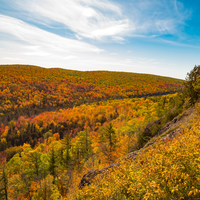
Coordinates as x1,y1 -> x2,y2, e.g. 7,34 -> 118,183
0,163 -> 8,200
5,146 -> 22,161
44,131 -> 53,140
99,123 -> 118,163
48,147 -> 58,183
183,65 -> 200,104
61,133 -> 72,168
25,150 -> 42,177
136,131 -> 150,149
151,123 -> 162,136
76,130 -> 92,159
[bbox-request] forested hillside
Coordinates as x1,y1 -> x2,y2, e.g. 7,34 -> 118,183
0,93 -> 182,199
73,65 -> 200,200
75,108 -> 200,199
3,64 -> 200,200
0,65 -> 182,125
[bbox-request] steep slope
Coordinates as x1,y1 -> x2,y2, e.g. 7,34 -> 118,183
78,105 -> 195,190
74,105 -> 200,200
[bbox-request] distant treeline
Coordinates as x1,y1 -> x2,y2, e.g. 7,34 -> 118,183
0,65 -> 183,125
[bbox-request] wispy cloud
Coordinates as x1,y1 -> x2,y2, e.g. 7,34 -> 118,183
2,0 -> 190,41
0,14 -> 102,53
122,0 -> 190,37
160,39 -> 200,49
11,0 -> 131,41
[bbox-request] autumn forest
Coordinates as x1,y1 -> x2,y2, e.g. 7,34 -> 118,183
1,64 -> 200,199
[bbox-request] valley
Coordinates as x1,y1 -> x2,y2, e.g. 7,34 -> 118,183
0,64 -> 200,199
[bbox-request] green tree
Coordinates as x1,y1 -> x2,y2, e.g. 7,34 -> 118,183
25,149 -> 42,179
61,133 -> 72,169
99,123 -> 118,164
76,130 -> 92,159
48,147 -> 57,184
183,65 -> 200,104
0,163 -> 8,200
72,130 -> 92,169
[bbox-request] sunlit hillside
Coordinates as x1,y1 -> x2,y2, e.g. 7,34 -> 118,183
0,94 -> 180,199
0,65 -> 183,126
2,64 -> 200,200
1,0 -> 200,199
74,104 -> 200,199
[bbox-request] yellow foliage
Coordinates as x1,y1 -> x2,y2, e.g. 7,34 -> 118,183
1,126 -> 9,137
32,175 -> 61,200
22,143 -> 31,151
74,108 -> 200,199
1,137 -> 7,144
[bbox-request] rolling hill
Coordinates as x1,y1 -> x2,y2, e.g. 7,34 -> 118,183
0,65 -> 183,125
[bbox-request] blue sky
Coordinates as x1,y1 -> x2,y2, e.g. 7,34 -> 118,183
0,0 -> 200,79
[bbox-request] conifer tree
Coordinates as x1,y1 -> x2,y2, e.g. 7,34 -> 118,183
184,65 -> 200,104
28,150 -> 42,179
0,164 -> 8,200
61,133 -> 71,169
48,147 -> 57,184
76,130 -> 92,161
99,123 -> 118,164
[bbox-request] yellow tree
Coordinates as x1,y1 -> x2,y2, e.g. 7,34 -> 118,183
32,175 -> 61,200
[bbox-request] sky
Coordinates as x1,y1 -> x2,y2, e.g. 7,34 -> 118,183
0,0 -> 200,79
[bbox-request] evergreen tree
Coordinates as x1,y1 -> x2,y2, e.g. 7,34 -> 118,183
76,130 -> 92,161
28,150 -> 42,178
0,164 -> 8,200
99,123 -> 118,164
61,133 -> 72,169
184,65 -> 200,104
48,147 -> 57,184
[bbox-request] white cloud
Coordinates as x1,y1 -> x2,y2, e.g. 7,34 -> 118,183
12,0 -> 131,41
3,0 -> 190,41
0,14 -> 102,54
1,57 -> 25,62
63,55 -> 78,60
0,14 -> 104,70
110,53 -> 118,56
23,46 -> 50,56
75,34 -> 82,40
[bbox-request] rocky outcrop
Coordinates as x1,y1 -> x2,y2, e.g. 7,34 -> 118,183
79,169 -> 100,189
143,107 -> 194,149
156,107 -> 194,137
162,127 -> 181,141
79,163 -> 119,189
124,151 -> 140,161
